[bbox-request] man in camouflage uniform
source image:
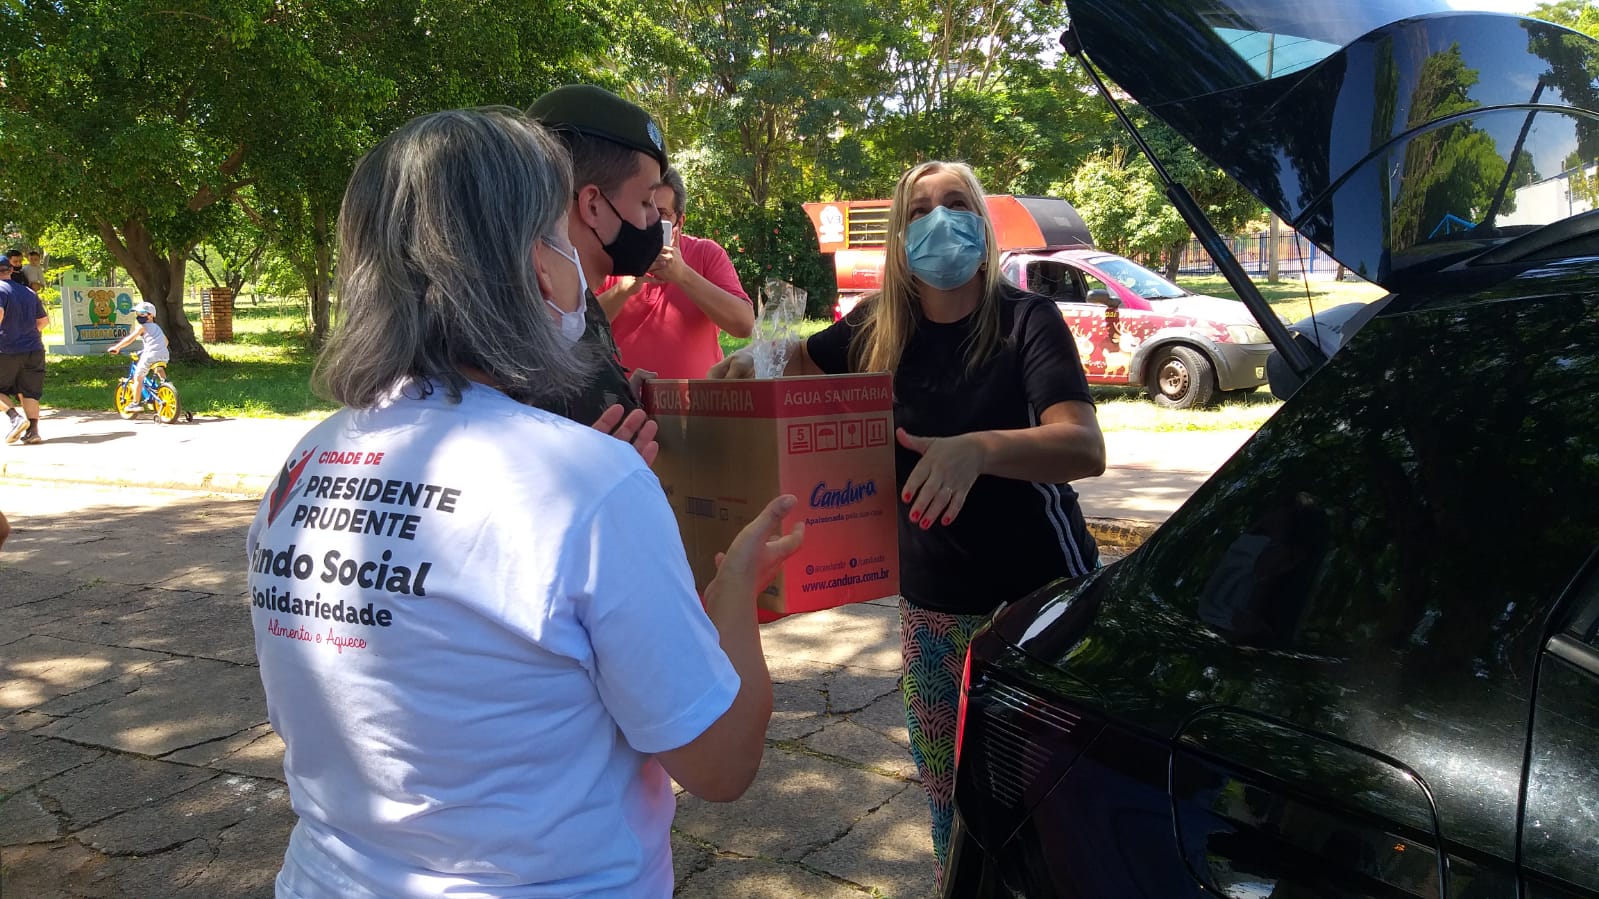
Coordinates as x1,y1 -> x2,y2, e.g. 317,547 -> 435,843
529,85 -> 671,425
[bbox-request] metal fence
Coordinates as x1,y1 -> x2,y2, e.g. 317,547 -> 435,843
1177,230 -> 1345,278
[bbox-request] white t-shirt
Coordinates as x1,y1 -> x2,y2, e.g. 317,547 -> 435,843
138,319 -> 170,362
247,382 -> 739,899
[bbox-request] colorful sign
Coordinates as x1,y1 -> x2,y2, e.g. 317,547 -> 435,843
54,271 -> 139,356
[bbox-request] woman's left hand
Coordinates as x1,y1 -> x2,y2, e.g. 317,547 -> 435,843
897,428 -> 987,529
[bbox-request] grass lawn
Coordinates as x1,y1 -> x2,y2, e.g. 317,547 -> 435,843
1178,272 -> 1387,324
36,272 -> 1380,429
41,295 -> 334,420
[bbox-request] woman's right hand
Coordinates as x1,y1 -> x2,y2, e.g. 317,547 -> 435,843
707,348 -> 757,380
712,495 -> 804,594
592,404 -> 659,468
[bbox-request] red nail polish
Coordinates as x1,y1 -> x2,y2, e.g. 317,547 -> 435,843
942,516 -> 952,526
921,518 -> 933,530
909,510 -> 920,522
903,492 -> 912,502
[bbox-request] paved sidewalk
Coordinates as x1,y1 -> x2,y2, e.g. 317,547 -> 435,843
0,408 -> 1251,531
0,411 -> 1255,897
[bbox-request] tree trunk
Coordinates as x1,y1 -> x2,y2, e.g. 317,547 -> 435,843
97,219 -> 212,361
1163,241 -> 1185,282
309,203 -> 334,342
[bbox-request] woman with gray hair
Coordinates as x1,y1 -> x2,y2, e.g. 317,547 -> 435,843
247,107 -> 802,898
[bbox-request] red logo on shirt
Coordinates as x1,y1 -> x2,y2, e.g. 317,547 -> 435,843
267,448 -> 316,526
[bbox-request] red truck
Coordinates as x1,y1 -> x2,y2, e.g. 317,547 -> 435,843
802,196 -> 1271,408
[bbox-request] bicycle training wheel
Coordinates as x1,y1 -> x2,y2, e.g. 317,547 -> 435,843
115,380 -> 139,420
154,382 -> 181,424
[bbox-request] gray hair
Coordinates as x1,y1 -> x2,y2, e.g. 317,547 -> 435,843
659,167 -> 687,219
315,107 -> 593,409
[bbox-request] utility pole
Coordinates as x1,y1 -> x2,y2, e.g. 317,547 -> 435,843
1265,32 -> 1281,283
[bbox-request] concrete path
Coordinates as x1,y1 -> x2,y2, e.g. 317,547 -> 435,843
0,409 -> 1250,534
0,409 -> 1255,897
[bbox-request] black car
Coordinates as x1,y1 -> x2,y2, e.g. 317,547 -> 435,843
946,2 -> 1599,897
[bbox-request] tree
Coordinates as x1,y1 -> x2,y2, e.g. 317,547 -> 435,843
1062,147 -> 1188,259
1532,0 -> 1599,36
191,201 -> 269,297
0,0 -> 614,355
1531,1 -> 1599,196
865,0 -> 1101,194
252,0 -> 612,341
1141,119 -> 1264,278
0,1 -> 327,359
1389,45 -> 1506,252
625,0 -> 1113,305
640,0 -> 896,210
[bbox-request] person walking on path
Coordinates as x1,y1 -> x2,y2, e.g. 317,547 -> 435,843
711,160 -> 1105,885
597,167 -> 754,379
0,255 -> 49,445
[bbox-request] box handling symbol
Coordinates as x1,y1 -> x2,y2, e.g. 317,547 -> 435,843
841,419 -> 863,449
788,423 -> 815,454
815,422 -> 840,451
865,419 -> 889,447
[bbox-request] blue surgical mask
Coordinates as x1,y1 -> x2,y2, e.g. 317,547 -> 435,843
542,238 -> 588,345
904,206 -> 986,290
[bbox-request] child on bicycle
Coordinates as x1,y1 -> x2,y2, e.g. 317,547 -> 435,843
107,302 -> 170,412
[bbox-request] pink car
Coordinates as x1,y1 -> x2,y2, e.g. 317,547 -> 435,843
834,247 -> 1272,408
1004,249 -> 1272,408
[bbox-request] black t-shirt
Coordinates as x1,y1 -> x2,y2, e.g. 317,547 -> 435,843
807,285 -> 1099,614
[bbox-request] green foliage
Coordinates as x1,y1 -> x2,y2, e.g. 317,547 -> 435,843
37,223 -> 120,281
42,301 -> 332,418
859,1 -> 1100,194
696,201 -> 838,319
191,200 -> 269,293
1390,45 -> 1513,250
1531,3 -> 1599,172
1062,148 -> 1188,258
2,0 -> 1335,363
0,0 -> 616,352
1533,0 -> 1599,36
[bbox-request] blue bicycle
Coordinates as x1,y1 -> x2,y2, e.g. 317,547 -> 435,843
114,352 -> 189,423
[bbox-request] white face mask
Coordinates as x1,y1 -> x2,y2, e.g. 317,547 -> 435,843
542,238 -> 588,345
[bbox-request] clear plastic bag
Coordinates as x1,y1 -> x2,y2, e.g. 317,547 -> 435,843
748,279 -> 807,378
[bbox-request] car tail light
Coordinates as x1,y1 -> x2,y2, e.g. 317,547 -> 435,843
955,647 -> 973,770
956,641 -> 1103,850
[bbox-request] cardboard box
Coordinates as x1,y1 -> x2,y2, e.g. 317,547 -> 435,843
644,374 -> 900,621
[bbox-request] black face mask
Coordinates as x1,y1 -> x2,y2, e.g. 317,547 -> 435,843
592,193 -> 664,277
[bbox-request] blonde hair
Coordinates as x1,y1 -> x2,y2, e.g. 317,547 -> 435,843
851,161 -> 1005,375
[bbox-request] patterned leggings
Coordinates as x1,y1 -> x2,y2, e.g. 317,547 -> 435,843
899,598 -> 990,886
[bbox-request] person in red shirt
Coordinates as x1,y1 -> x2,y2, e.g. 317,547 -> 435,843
598,168 -> 754,379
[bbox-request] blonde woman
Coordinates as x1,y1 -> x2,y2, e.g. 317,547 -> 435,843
712,160 -> 1105,881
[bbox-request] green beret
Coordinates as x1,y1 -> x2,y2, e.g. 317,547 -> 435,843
529,84 -> 668,171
